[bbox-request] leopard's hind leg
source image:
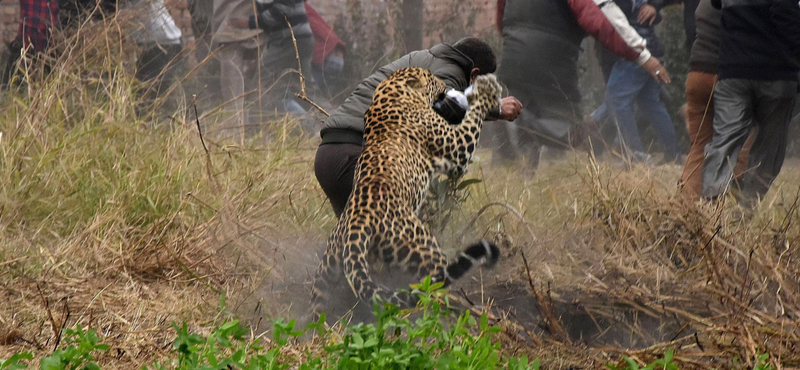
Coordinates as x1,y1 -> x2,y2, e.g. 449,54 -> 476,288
311,247 -> 344,319
375,213 -> 501,305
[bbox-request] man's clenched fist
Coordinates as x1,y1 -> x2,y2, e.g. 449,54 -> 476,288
500,96 -> 522,121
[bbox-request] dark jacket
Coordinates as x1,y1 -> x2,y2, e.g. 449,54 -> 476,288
497,0 -> 586,109
711,0 -> 800,81
613,0 -> 679,57
320,43 -> 474,145
496,0 -> 648,98
689,0 -> 721,73
683,0 -> 700,49
248,0 -> 311,40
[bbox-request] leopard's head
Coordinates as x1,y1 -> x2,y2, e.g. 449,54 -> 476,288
385,67 -> 447,106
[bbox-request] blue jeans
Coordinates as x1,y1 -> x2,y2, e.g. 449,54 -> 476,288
603,60 -> 679,160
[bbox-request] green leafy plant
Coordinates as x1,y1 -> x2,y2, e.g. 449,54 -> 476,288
607,349 -> 677,370
148,319 -> 304,370
2,279 -> 537,370
39,326 -> 108,370
307,277 -> 533,370
0,353 -> 33,370
753,352 -> 776,370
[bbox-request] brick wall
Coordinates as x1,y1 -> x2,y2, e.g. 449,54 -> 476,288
1,0 -> 496,50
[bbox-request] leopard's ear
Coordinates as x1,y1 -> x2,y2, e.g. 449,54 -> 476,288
406,77 -> 422,89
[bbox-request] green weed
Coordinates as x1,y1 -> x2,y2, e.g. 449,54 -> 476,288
607,349 -> 677,370
2,279 -> 540,370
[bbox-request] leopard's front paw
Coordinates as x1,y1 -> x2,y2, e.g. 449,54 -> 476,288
466,74 -> 502,112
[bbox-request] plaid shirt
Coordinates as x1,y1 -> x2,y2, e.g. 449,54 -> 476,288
15,0 -> 59,52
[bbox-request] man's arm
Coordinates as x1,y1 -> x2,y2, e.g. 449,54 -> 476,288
583,0 -> 650,63
434,90 -> 521,123
496,0 -> 505,32
771,0 -> 800,58
569,0 -> 670,82
637,0 -> 681,25
648,0 -> 683,11
247,0 -> 279,30
434,97 -> 468,125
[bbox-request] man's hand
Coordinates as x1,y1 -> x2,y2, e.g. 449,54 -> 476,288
228,17 -> 251,29
641,56 -> 671,84
500,96 -> 522,121
637,4 -> 657,25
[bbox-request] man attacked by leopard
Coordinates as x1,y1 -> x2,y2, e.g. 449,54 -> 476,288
314,37 -> 524,216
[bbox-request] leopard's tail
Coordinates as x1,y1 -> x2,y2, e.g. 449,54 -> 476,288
374,240 -> 499,306
445,240 -> 500,281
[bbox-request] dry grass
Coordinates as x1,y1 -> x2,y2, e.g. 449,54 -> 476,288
0,14 -> 331,368
442,155 -> 800,369
2,14 -> 800,369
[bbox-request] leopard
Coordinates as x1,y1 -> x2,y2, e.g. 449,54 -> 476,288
311,67 -> 503,315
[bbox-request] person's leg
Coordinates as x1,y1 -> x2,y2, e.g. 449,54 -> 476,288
135,44 -> 172,111
590,103 -> 609,124
149,43 -> 183,104
136,44 -> 171,82
298,36 -> 315,86
489,84 -> 528,164
738,80 -> 798,204
732,128 -> 757,181
679,71 -> 717,199
702,79 -> 756,200
288,36 -> 315,115
159,44 -> 184,92
138,44 -> 181,84
584,104 -> 609,156
260,39 -> 299,115
517,127 -> 541,173
320,54 -> 344,94
218,42 -> 249,138
636,74 -> 680,162
606,60 -> 648,158
314,143 -> 363,216
260,36 -> 314,116
1,40 -> 22,88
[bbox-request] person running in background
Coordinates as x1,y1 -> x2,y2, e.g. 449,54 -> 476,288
124,0 -> 184,103
211,0 -> 263,137
491,0 -> 670,172
589,0 -> 680,164
702,0 -> 800,207
676,0 -> 755,200
305,1 -> 345,99
2,0 -> 59,87
229,0 -> 314,118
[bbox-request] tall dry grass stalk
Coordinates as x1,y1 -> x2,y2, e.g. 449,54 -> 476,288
577,156 -> 800,368
425,154 -> 800,369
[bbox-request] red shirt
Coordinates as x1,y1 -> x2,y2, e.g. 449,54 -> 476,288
304,2 -> 344,67
16,0 -> 59,52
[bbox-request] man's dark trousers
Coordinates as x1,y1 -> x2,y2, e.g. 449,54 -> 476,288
702,79 -> 798,204
314,142 -> 361,216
